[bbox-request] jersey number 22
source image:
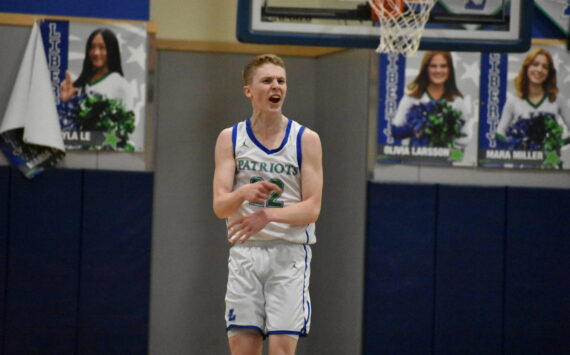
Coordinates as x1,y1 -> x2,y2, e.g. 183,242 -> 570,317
249,177 -> 284,208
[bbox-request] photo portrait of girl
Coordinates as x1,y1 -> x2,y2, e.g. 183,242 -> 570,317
479,45 -> 570,169
41,20 -> 147,152
496,48 -> 570,151
60,28 -> 133,111
377,51 -> 479,166
392,51 -> 471,147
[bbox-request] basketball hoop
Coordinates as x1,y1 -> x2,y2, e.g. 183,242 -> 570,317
368,0 -> 436,56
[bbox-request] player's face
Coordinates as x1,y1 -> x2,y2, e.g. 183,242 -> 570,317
427,54 -> 449,86
527,54 -> 549,86
89,34 -> 108,72
244,63 -> 287,113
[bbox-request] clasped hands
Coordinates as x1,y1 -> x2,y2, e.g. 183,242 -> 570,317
227,181 -> 282,244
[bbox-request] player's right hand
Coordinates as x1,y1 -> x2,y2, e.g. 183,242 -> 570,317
241,180 -> 282,205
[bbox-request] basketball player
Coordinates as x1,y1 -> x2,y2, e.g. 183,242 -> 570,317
213,54 -> 323,355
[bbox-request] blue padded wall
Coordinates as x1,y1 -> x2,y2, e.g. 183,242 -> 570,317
365,182 -> 570,355
77,170 -> 153,354
0,167 -> 9,351
365,183 -> 437,354
504,187 -> 570,354
3,169 -> 82,353
0,168 -> 153,354
434,186 -> 505,355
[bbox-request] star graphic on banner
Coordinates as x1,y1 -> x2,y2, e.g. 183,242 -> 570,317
118,23 -> 146,37
460,61 -> 480,85
68,50 -> 84,61
462,95 -> 474,116
405,68 -> 417,81
69,33 -> 82,42
508,54 -> 521,65
126,44 -> 146,70
116,32 -> 127,49
128,79 -> 145,125
450,148 -> 464,162
544,151 -> 561,166
103,131 -> 119,150
506,70 -> 518,81
551,53 -> 563,73
128,78 -> 140,101
506,55 -> 521,81
451,52 -> 462,65
562,65 -> 570,83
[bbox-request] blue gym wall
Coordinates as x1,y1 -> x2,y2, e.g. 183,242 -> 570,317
364,183 -> 570,354
0,166 -> 153,354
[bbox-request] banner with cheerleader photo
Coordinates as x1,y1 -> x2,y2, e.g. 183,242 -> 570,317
40,20 -> 147,151
376,51 -> 480,167
478,42 -> 570,169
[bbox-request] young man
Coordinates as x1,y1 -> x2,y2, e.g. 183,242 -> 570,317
213,54 -> 323,355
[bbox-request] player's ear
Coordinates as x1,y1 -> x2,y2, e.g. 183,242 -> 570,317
243,85 -> 252,98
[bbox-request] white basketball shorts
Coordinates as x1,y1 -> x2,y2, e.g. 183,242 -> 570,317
225,240 -> 312,338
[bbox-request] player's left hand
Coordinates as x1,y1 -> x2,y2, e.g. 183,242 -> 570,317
226,210 -> 270,244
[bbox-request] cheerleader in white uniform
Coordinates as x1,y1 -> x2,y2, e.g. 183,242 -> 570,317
497,48 -> 570,143
60,28 -> 132,110
392,51 -> 472,147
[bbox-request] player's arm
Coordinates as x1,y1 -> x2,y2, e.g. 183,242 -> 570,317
226,129 -> 323,244
266,128 -> 323,224
213,128 -> 282,219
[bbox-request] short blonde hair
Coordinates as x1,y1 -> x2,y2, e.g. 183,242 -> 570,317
242,54 -> 286,85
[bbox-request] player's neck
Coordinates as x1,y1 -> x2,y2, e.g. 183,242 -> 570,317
250,112 -> 288,149
251,111 -> 285,128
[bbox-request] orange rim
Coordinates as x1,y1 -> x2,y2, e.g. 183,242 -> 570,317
371,0 -> 405,20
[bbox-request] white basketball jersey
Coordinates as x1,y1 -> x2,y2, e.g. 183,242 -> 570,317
228,118 -> 316,244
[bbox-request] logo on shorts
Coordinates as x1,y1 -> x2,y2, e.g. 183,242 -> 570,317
228,309 -> 236,321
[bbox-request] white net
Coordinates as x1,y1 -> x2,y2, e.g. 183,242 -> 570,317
368,0 -> 436,56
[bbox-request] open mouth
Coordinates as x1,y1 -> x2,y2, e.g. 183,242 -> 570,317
269,95 -> 281,103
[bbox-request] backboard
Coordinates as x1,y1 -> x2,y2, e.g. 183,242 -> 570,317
236,0 -> 532,52
534,0 -> 570,36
